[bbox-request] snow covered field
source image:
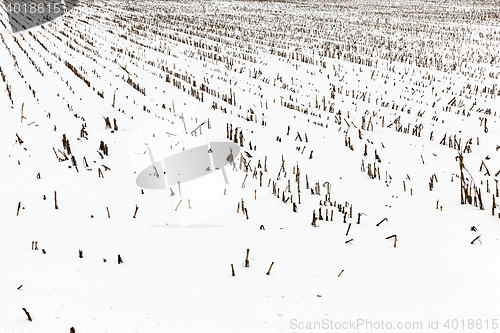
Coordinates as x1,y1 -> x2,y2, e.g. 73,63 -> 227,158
1,0 -> 499,332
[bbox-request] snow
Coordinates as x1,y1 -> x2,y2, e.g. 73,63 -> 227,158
1,0 -> 499,332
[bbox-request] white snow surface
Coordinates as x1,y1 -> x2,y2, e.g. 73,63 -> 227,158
1,0 -> 499,332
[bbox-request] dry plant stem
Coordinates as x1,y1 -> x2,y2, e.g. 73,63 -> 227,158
338,269 -> 344,277
471,235 -> 481,244
376,218 -> 388,226
386,235 -> 397,247
16,133 -> 23,144
357,212 -> 366,224
22,308 -> 32,321
20,103 -> 25,122
266,262 -> 274,275
346,223 -> 352,236
245,249 -> 250,267
181,113 -> 188,134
